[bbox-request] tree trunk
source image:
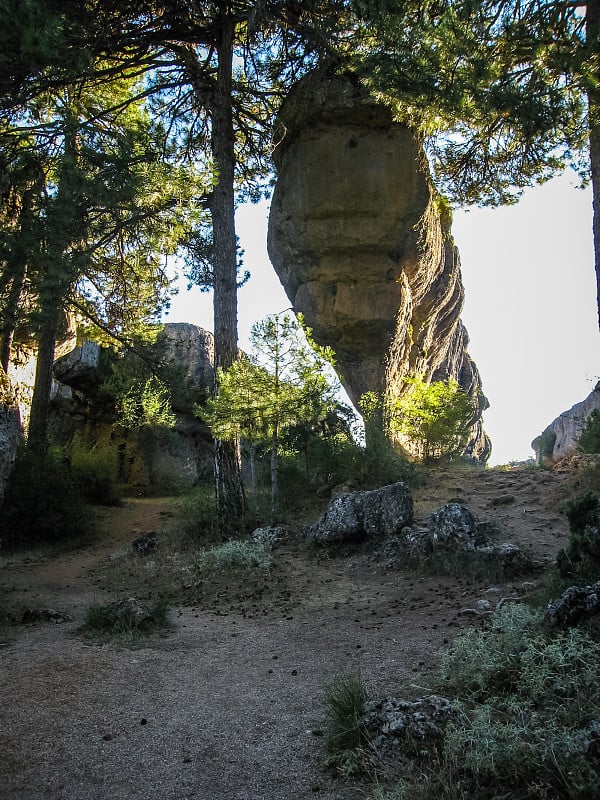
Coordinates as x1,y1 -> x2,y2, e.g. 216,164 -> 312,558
270,426 -> 279,526
588,0 -> 600,330
211,12 -> 246,520
0,256 -> 27,374
27,301 -> 61,457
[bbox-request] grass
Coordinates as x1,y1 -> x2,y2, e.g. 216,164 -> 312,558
199,539 -> 272,572
80,595 -> 171,643
323,671 -> 372,777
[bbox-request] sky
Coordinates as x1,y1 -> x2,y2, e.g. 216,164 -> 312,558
164,172 -> 600,466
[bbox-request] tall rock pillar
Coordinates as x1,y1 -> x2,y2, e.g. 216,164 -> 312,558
267,70 -> 490,462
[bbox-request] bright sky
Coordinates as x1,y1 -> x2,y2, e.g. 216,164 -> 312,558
165,172 -> 600,466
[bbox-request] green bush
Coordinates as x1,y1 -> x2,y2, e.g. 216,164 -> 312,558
428,604 -> 600,799
0,446 -> 90,547
579,409 -> 600,454
172,485 -> 221,543
199,539 -> 271,572
556,492 -> 600,583
69,432 -> 121,505
387,376 -> 477,463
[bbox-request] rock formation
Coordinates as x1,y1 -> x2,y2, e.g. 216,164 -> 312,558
50,323 -> 216,492
268,70 -> 490,462
532,382 -> 600,464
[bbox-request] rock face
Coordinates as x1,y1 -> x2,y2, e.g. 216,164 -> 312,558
532,382 -> 600,464
268,69 -> 490,462
50,323 -> 216,492
0,366 -> 20,506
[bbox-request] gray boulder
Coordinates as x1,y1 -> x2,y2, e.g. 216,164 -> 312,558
53,340 -> 101,392
546,581 -> 600,626
428,502 -> 482,546
361,695 -> 454,753
307,482 -> 413,543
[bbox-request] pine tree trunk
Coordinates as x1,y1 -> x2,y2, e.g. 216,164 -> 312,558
270,426 -> 279,527
588,0 -> 600,330
211,12 -> 246,520
27,301 -> 60,457
0,257 -> 27,374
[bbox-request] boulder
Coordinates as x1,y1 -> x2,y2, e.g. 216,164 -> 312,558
361,695 -> 454,753
0,367 -> 21,506
307,482 -> 413,543
532,382 -> 600,464
268,69 -> 490,463
546,582 -> 600,627
53,340 -> 101,392
428,502 -> 483,547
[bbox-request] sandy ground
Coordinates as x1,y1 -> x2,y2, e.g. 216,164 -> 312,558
0,464 -> 574,800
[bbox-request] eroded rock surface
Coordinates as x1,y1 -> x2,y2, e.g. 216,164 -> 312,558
532,382 -> 600,464
268,69 -> 489,462
307,482 -> 413,543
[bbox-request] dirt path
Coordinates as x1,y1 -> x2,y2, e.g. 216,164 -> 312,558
0,466 -> 573,800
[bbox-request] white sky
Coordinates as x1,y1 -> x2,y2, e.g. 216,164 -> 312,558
164,172 -> 600,466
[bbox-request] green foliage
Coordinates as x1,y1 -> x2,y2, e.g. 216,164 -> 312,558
172,485 -> 225,544
437,604 -> 541,699
579,410 -> 600,454
118,376 -> 176,430
430,604 -> 600,799
388,376 -> 477,462
199,539 -> 272,573
80,596 -> 171,642
323,671 -> 370,776
350,0 -> 588,208
68,431 -> 120,505
199,313 -> 339,520
0,445 -> 90,547
556,492 -> 600,583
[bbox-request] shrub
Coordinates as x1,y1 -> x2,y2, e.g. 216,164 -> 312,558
388,376 -> 477,463
69,432 -> 121,505
579,409 -> 600,454
199,539 -> 271,572
80,595 -> 171,642
172,485 -> 221,543
323,671 -> 370,776
0,446 -> 90,547
556,492 -> 600,583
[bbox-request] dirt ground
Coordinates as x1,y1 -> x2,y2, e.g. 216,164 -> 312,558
0,463 -> 579,800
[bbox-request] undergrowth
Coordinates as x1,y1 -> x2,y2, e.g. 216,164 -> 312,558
80,596 -> 171,643
355,603 -> 600,800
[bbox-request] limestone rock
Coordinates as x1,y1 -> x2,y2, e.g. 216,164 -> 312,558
268,69 -> 490,462
53,340 -> 101,392
307,482 -> 413,543
0,366 -> 21,506
532,382 -> 600,464
546,582 -> 600,626
361,695 -> 454,753
158,323 -> 215,391
428,502 -> 483,546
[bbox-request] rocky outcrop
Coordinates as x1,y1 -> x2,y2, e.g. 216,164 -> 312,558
268,69 -> 490,462
0,366 -> 20,506
361,695 -> 454,753
307,482 -> 413,543
49,323 -> 217,492
546,582 -> 600,627
532,382 -> 600,464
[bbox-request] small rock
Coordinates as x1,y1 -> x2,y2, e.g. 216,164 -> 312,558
131,532 -> 158,556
